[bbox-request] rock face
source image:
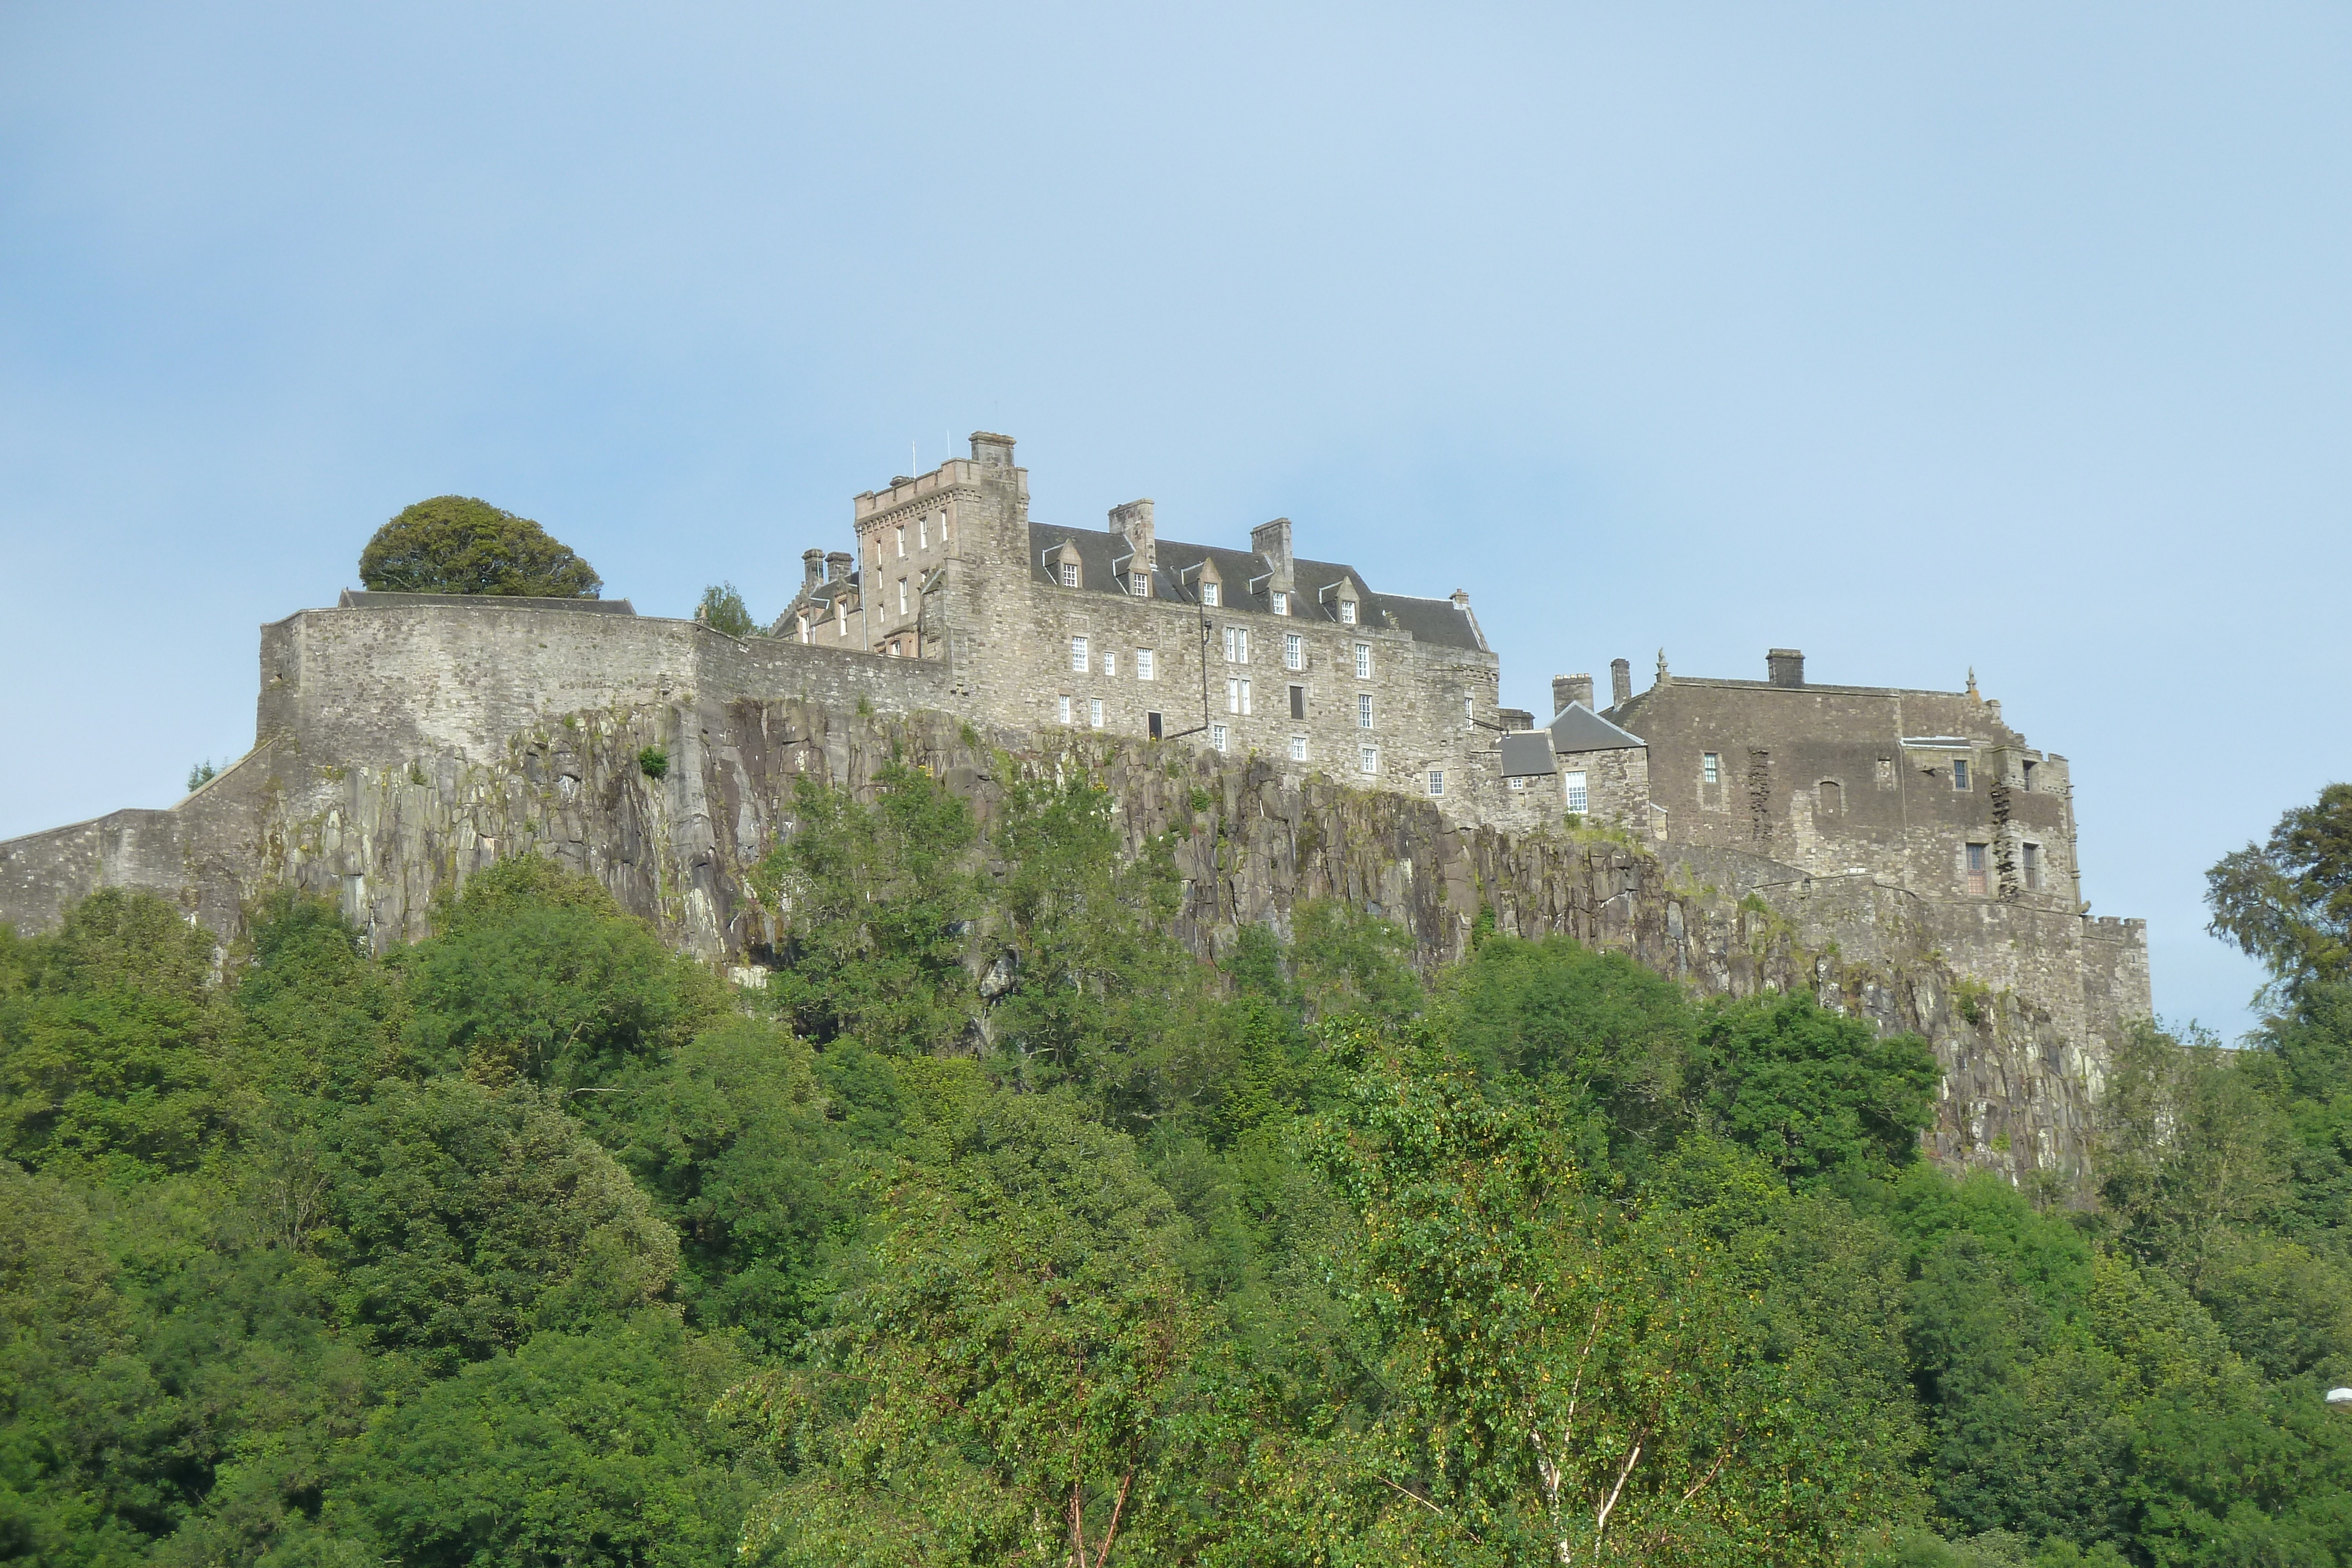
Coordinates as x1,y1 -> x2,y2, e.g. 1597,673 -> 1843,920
0,599 -> 2149,1186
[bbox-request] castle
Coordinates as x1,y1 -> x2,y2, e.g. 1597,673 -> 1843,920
0,430 -> 2149,1175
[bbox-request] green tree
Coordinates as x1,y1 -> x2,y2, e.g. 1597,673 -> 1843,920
1697,992 -> 1940,1185
696,581 -> 757,638
358,495 -> 602,598
760,764 -> 983,1056
725,1086 -> 1207,1566
2207,781 -> 2352,998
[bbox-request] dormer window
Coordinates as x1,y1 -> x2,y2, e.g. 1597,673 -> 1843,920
1271,590 -> 1289,616
1060,561 -> 1078,587
1339,599 -> 1357,625
1201,581 -> 1220,608
1131,571 -> 1150,597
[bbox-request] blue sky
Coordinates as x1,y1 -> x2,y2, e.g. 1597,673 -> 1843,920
5,2 -> 2347,1033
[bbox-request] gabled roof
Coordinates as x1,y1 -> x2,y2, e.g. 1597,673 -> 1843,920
1499,731 -> 1557,778
1547,703 -> 1646,754
1024,524 -> 1486,653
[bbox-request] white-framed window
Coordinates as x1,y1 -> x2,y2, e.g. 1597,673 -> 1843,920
1137,648 -> 1155,681
1509,775 -> 1526,791
896,524 -> 906,558
1284,633 -> 1304,670
887,641 -> 902,658
1289,734 -> 1307,761
1339,600 -> 1357,625
1132,571 -> 1150,596
1428,769 -> 1445,797
1464,693 -> 1474,721
1089,698 -> 1104,729
1272,590 -> 1289,616
1227,677 -> 1252,716
1354,642 -> 1372,679
897,578 -> 908,614
1059,561 -> 1078,587
1201,581 -> 1220,607
1358,744 -> 1379,774
1357,693 -> 1373,729
1212,723 -> 1228,751
1565,771 -> 1589,813
918,514 -> 928,547
1070,636 -> 1089,672
796,616 -> 809,644
1702,752 -> 1720,785
1103,651 -> 1116,678
1058,694 -> 1073,725
838,608 -> 849,638
1224,627 -> 1249,663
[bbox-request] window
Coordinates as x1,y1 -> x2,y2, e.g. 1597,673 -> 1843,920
1148,711 -> 1163,740
1427,769 -> 1445,797
896,525 -> 906,558
1288,684 -> 1305,720
1565,771 -> 1589,813
1284,633 -> 1304,670
1354,643 -> 1372,679
1819,779 -> 1842,817
1137,648 -> 1155,681
1058,695 -> 1073,726
918,514 -> 928,548
887,641 -> 902,658
1509,775 -> 1527,791
1224,627 -> 1249,663
2021,760 -> 2038,792
838,608 -> 849,638
1059,561 -> 1078,587
1464,694 -> 1474,722
897,577 -> 907,614
1289,734 -> 1307,761
1102,651 -> 1116,678
1357,693 -> 1373,729
1227,677 -> 1252,715
2022,842 -> 2043,891
1132,572 -> 1150,596
1952,758 -> 1972,791
1702,752 -> 1720,785
1211,723 -> 1228,752
796,616 -> 809,644
1358,745 -> 1379,774
1201,581 -> 1220,607
1069,636 -> 1089,672
1965,842 -> 1989,895
1339,600 -> 1356,625
1089,698 -> 1104,730
1272,590 -> 1288,616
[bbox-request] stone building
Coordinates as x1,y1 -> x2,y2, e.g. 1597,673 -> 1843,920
774,433 -> 1511,816
1605,647 -> 2083,911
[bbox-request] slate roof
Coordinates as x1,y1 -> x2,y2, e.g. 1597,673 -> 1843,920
1025,524 -> 1486,653
1499,731 -> 1558,778
1546,703 -> 1646,755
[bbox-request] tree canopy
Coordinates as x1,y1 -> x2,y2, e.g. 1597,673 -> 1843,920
358,494 -> 603,597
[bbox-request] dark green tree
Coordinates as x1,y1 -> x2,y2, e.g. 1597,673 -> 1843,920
358,495 -> 602,598
1697,992 -> 1940,1185
696,581 -> 757,638
2207,781 -> 2352,998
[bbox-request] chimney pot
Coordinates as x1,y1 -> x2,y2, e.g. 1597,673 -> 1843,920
1609,658 -> 1633,706
1768,648 -> 1805,687
1552,673 -> 1594,715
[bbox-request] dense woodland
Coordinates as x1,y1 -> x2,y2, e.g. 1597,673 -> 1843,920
4,765 -> 2351,1566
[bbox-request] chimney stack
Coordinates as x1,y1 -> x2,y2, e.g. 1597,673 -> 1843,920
1768,648 -> 1805,688
1553,673 -> 1594,715
1108,499 -> 1157,569
1250,517 -> 1294,583
801,549 -> 826,596
826,550 -> 853,583
1610,658 -> 1633,706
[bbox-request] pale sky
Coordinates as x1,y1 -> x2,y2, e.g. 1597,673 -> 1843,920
5,3 -> 2348,1034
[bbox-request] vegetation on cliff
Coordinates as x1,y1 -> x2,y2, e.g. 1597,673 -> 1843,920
2,773 -> 2350,1566
358,494 -> 603,598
